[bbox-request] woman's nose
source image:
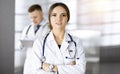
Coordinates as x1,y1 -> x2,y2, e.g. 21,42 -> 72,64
57,16 -> 62,21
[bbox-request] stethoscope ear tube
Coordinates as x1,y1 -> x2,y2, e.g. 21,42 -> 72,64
68,33 -> 76,47
42,33 -> 50,57
26,25 -> 32,35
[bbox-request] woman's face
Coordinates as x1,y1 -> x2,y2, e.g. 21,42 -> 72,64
50,6 -> 68,30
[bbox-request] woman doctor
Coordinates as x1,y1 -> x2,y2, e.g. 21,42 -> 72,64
24,2 -> 86,74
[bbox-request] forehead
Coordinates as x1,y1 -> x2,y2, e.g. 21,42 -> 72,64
52,6 -> 67,13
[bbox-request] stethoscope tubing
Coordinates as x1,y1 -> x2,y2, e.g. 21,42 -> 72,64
41,32 -> 77,61
26,25 -> 32,35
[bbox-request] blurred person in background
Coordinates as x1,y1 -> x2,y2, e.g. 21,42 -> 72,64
18,4 -> 49,73
20,4 -> 49,49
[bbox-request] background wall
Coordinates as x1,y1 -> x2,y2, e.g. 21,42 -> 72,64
0,0 -> 14,74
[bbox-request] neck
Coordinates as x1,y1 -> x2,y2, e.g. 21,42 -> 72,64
52,29 -> 65,45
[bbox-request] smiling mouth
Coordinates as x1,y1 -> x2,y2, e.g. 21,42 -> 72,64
56,23 -> 62,25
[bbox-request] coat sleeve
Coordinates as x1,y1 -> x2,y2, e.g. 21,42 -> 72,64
57,38 -> 86,74
23,39 -> 46,74
18,26 -> 29,49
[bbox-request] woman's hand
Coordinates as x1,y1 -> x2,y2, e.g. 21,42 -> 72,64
42,62 -> 50,72
42,62 -> 58,72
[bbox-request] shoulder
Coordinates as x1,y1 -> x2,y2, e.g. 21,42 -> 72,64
40,18 -> 48,26
67,34 -> 85,53
68,33 -> 82,42
41,23 -> 49,29
68,33 -> 83,46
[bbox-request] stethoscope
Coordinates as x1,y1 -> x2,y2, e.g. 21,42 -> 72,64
25,25 -> 32,37
25,24 -> 40,37
40,32 -> 77,62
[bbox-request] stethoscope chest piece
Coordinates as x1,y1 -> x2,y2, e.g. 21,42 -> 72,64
68,50 -> 73,52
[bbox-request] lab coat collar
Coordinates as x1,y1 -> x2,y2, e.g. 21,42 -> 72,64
47,31 -> 55,42
64,32 -> 71,42
47,31 -> 71,42
39,18 -> 48,26
47,31 -> 71,51
60,32 -> 71,51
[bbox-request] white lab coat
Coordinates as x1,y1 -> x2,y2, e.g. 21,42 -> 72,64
24,31 -> 86,74
20,19 -> 50,49
21,19 -> 49,40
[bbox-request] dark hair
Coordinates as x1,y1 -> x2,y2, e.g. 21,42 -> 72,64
48,2 -> 70,29
28,4 -> 42,12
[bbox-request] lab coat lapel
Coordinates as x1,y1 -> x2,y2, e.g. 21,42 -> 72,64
60,33 -> 70,53
35,26 -> 42,38
28,25 -> 35,39
35,19 -> 47,36
47,32 -> 64,64
48,32 -> 59,51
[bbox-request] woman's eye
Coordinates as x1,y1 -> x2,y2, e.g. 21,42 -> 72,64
62,14 -> 67,17
51,14 -> 56,16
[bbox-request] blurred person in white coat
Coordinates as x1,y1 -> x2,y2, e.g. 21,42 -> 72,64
20,4 -> 49,49
24,2 -> 86,74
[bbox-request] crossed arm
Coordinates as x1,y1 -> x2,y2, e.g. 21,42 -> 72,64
42,61 -> 76,72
